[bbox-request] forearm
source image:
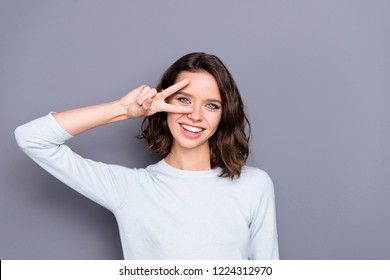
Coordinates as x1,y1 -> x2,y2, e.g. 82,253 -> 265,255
53,100 -> 129,136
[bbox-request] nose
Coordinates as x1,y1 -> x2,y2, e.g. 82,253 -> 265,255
187,105 -> 203,122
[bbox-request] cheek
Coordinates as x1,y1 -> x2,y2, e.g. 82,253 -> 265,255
207,112 -> 222,134
167,112 -> 180,132
212,112 -> 222,127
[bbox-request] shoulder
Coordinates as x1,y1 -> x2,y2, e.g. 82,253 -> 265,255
239,166 -> 274,194
240,166 -> 273,183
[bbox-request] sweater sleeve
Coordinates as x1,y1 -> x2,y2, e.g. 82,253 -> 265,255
248,170 -> 279,260
14,113 -> 139,213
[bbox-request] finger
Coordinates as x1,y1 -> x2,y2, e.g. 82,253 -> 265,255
137,86 -> 151,105
164,103 -> 194,114
139,88 -> 157,105
134,84 -> 148,96
141,98 -> 153,110
160,78 -> 190,99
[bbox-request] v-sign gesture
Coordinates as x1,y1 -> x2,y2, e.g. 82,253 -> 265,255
120,79 -> 194,118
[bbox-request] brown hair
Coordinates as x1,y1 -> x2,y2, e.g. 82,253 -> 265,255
138,52 -> 250,178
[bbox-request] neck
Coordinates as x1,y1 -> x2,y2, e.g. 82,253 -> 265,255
165,144 -> 211,171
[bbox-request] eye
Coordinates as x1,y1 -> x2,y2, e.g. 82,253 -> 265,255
178,97 -> 191,104
205,103 -> 219,109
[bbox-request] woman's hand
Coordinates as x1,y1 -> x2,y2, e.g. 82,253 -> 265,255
119,79 -> 193,118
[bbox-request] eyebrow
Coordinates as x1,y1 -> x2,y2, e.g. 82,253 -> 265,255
175,91 -> 222,104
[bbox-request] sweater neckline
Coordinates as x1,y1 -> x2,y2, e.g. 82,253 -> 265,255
158,159 -> 222,177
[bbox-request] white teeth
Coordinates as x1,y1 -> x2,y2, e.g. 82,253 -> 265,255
181,124 -> 203,133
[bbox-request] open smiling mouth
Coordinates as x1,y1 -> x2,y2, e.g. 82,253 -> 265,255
180,123 -> 205,134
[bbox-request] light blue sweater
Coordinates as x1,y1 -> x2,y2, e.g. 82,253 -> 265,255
15,113 -> 279,259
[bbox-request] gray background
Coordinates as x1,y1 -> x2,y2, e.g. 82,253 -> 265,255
1,0 -> 389,259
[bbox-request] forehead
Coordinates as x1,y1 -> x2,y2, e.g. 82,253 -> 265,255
175,71 -> 221,100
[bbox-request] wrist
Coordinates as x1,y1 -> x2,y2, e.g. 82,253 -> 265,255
112,100 -> 130,121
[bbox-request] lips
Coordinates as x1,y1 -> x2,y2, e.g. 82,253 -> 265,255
180,123 -> 204,133
179,123 -> 205,138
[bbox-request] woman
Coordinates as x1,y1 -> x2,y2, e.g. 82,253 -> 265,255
15,52 -> 279,259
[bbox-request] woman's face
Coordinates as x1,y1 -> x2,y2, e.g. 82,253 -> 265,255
167,71 -> 222,153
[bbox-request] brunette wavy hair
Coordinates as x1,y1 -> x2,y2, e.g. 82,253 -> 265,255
138,52 -> 250,178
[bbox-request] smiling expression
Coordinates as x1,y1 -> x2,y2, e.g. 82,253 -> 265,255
167,71 -> 222,154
